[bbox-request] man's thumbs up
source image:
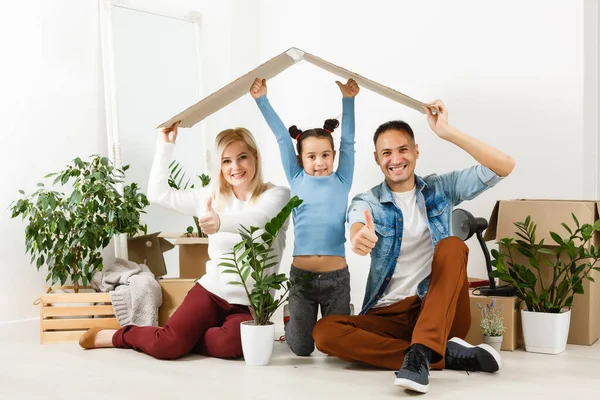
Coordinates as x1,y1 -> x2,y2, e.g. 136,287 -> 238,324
364,209 -> 375,232
350,208 -> 378,256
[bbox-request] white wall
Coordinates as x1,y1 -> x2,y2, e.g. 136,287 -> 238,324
254,0 -> 587,309
0,0 -> 592,322
0,0 -> 239,322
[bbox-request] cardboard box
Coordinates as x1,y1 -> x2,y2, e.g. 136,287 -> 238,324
465,288 -> 524,351
158,47 -> 430,129
158,278 -> 197,326
484,199 -> 600,346
159,233 -> 210,279
127,232 -> 174,278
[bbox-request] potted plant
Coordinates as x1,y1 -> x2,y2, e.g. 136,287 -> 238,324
219,195 -> 304,366
490,214 -> 600,354
168,160 -> 211,237
476,297 -> 505,352
10,155 -> 149,293
166,161 -> 211,279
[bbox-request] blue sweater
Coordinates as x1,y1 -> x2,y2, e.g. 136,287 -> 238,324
255,95 -> 355,257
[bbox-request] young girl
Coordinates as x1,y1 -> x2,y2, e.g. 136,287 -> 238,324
78,124 -> 291,360
249,77 -> 359,356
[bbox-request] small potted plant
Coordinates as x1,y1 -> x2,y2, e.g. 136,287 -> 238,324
167,160 -> 211,237
491,214 -> 600,354
477,297 -> 505,352
10,155 -> 149,292
219,195 -> 305,366
166,161 -> 212,279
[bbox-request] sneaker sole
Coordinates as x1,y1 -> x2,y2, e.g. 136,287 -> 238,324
394,377 -> 429,393
448,337 -> 503,371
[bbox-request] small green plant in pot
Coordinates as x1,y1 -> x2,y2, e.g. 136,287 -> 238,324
10,155 -> 149,293
490,214 -> 600,354
218,195 -> 305,365
167,160 -> 211,237
477,297 -> 505,352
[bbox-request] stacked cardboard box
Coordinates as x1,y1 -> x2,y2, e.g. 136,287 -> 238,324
127,232 -> 208,326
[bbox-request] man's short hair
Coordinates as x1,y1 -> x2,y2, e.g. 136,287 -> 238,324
373,120 -> 415,147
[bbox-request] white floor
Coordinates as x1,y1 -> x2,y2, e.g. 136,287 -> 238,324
1,320 -> 599,399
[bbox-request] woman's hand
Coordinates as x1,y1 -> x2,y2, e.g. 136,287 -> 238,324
158,121 -> 180,143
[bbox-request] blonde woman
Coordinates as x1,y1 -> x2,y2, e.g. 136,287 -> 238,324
78,122 -> 291,360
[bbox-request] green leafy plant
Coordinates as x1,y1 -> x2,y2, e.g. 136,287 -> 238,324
477,297 -> 505,337
10,155 -> 149,292
490,214 -> 600,313
167,160 -> 211,236
219,196 -> 307,325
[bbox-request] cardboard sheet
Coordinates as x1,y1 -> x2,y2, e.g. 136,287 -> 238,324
158,47 -> 428,129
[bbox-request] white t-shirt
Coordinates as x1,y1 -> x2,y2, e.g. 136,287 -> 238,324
148,141 -> 291,306
374,187 -> 434,308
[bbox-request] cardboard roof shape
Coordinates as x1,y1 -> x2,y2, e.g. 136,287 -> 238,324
158,47 -> 429,129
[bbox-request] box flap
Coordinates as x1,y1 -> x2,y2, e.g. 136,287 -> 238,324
157,47 -> 428,129
127,232 -> 174,278
174,237 -> 209,245
485,199 -> 600,248
158,277 -> 198,284
483,201 -> 500,242
158,232 -> 209,245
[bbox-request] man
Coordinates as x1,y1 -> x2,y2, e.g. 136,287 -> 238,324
312,100 -> 515,394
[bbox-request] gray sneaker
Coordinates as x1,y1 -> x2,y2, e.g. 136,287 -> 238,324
394,344 -> 430,393
445,337 -> 503,373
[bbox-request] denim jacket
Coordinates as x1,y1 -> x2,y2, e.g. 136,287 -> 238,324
347,165 -> 503,314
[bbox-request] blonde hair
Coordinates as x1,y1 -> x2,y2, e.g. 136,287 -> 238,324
211,128 -> 268,209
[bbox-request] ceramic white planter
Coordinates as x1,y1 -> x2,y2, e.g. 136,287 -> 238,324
483,335 -> 503,353
240,321 -> 275,366
521,309 -> 571,354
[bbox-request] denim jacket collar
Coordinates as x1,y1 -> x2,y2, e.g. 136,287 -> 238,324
378,176 -> 428,204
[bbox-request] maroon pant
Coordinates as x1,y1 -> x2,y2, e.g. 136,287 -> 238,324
113,283 -> 252,360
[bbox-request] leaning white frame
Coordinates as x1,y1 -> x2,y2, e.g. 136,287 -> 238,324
98,0 -> 204,259
585,0 -> 599,199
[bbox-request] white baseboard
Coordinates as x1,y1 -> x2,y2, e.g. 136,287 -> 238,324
0,317 -> 39,326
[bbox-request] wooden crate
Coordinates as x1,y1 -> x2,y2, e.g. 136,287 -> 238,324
39,287 -> 120,344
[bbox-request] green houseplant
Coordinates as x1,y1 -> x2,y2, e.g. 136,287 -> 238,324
218,195 -> 305,366
10,155 -> 149,292
490,214 -> 600,354
219,195 -> 303,325
490,214 -> 600,313
167,160 -> 211,237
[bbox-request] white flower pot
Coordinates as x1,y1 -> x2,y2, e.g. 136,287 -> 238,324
521,309 -> 571,354
483,335 -> 503,353
240,321 -> 275,366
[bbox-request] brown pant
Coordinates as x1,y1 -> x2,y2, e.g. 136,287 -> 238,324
313,236 -> 471,370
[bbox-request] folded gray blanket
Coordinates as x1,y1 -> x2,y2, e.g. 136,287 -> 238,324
91,258 -> 162,327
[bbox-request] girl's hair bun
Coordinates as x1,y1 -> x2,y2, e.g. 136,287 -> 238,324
289,125 -> 303,140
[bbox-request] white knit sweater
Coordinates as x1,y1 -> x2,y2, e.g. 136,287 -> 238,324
147,141 -> 291,306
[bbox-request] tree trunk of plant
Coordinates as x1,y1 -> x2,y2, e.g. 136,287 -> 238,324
72,255 -> 81,293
